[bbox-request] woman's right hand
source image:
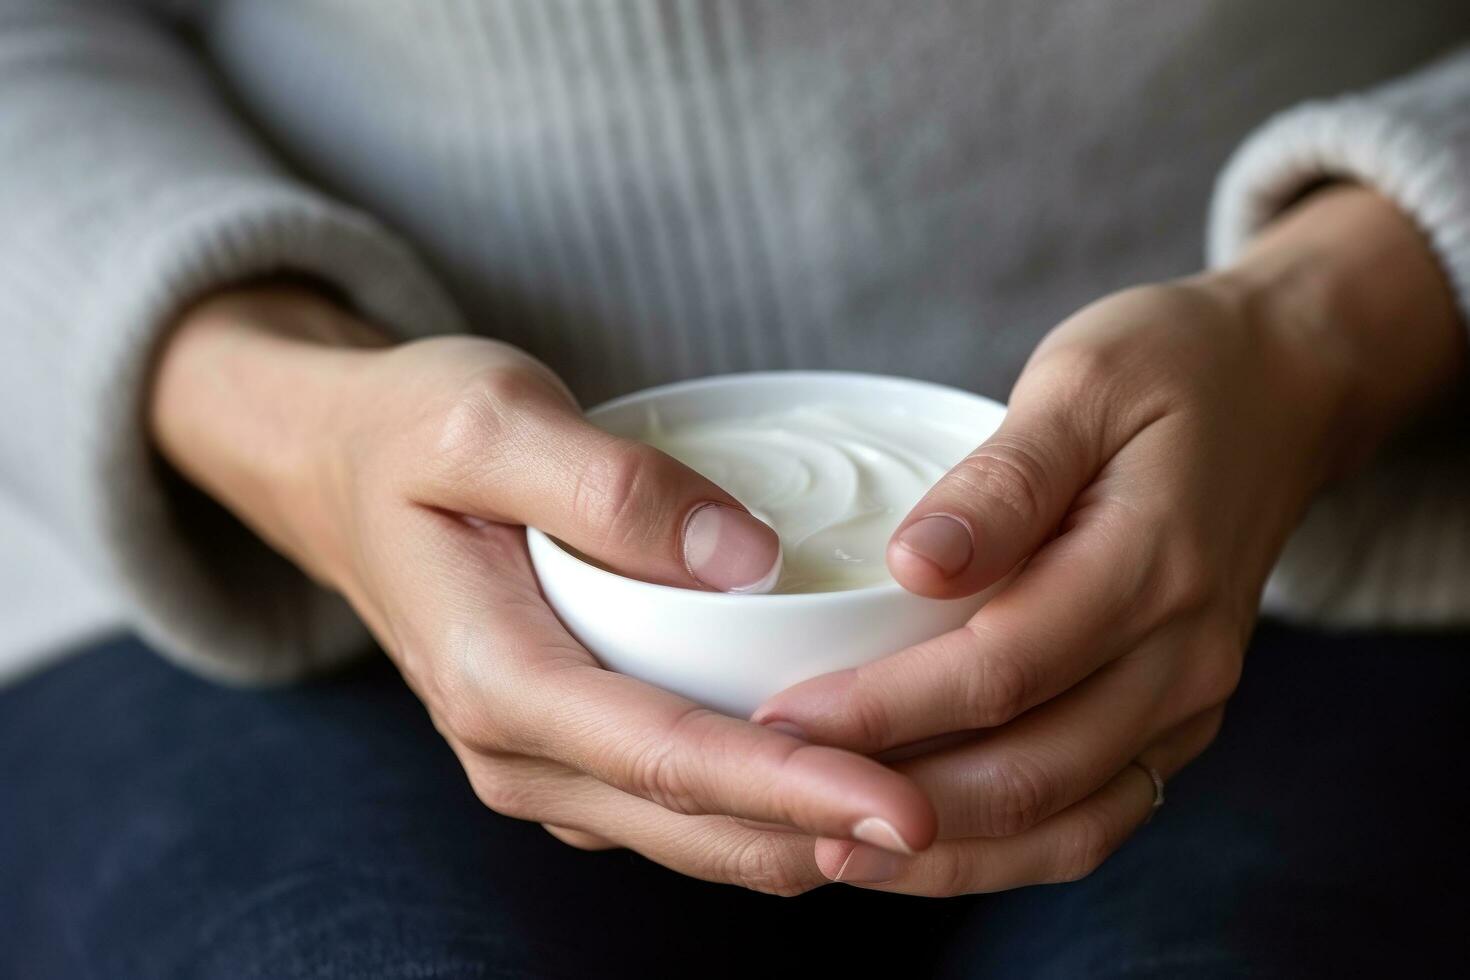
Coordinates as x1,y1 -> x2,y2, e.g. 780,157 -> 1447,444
149,284 -> 935,895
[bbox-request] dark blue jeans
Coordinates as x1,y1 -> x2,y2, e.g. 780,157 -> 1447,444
3,622 -> 1467,979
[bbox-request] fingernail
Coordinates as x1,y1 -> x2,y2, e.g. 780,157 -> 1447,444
761,719 -> 808,740
750,670 -> 857,735
833,844 -> 905,884
852,816 -> 915,856
683,503 -> 782,593
893,514 -> 973,577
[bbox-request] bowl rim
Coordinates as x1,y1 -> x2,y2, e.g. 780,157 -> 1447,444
530,370 -> 1006,606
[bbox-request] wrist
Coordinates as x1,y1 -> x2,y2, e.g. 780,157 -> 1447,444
149,281 -> 388,582
1201,183 -> 1465,484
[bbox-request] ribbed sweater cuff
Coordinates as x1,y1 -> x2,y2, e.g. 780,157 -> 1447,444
1208,99 -> 1470,326
77,183 -> 465,684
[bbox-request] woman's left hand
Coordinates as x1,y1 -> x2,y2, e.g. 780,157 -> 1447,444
752,185 -> 1465,895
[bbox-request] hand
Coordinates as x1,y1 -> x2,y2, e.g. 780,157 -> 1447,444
753,185 -> 1465,894
149,284 -> 937,895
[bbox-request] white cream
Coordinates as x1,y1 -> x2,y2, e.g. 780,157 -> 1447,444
642,403 -> 976,593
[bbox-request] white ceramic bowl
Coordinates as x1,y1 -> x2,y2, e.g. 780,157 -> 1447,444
527,371 -> 1008,718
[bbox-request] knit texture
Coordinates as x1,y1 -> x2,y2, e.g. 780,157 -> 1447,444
2,1 -> 1468,681
0,1 -> 465,682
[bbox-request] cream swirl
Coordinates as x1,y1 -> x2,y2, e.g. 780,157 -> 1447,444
641,403 -> 976,593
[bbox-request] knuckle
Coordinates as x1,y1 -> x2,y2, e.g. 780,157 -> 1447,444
426,631 -> 523,754
979,752 -> 1055,837
1189,635 -> 1244,708
1050,808 -> 1119,883
726,838 -> 819,897
1020,342 -> 1136,433
572,441 -> 675,552
467,760 -> 539,820
1037,343 -> 1125,404
954,437 -> 1055,530
625,706 -> 713,814
435,681 -> 505,755
966,637 -> 1042,727
443,700 -> 497,752
929,849 -> 983,898
845,674 -> 898,748
432,367 -> 540,469
1169,566 -> 1215,618
1156,537 -> 1218,617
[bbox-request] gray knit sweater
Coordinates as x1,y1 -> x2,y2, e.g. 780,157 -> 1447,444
3,1 -> 1469,684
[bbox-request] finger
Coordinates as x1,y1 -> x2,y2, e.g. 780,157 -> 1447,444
542,824 -> 619,850
731,817 -> 805,835
584,785 -> 827,897
611,799 -> 827,898
753,509 -> 1153,753
526,660 -> 938,854
886,394 -> 1104,599
899,653 -> 1205,839
432,518 -> 937,855
457,748 -> 827,896
814,709 -> 1223,894
416,364 -> 780,592
1137,705 -> 1226,781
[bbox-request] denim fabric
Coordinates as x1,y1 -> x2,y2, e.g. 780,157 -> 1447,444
3,623 -> 1466,979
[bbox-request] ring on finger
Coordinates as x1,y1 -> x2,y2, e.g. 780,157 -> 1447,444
1131,758 -> 1166,814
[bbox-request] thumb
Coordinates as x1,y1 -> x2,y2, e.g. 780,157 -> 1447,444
887,404 -> 1099,599
420,370 -> 782,594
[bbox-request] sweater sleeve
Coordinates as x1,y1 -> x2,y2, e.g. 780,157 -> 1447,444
0,1 -> 466,683
1208,44 -> 1470,628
